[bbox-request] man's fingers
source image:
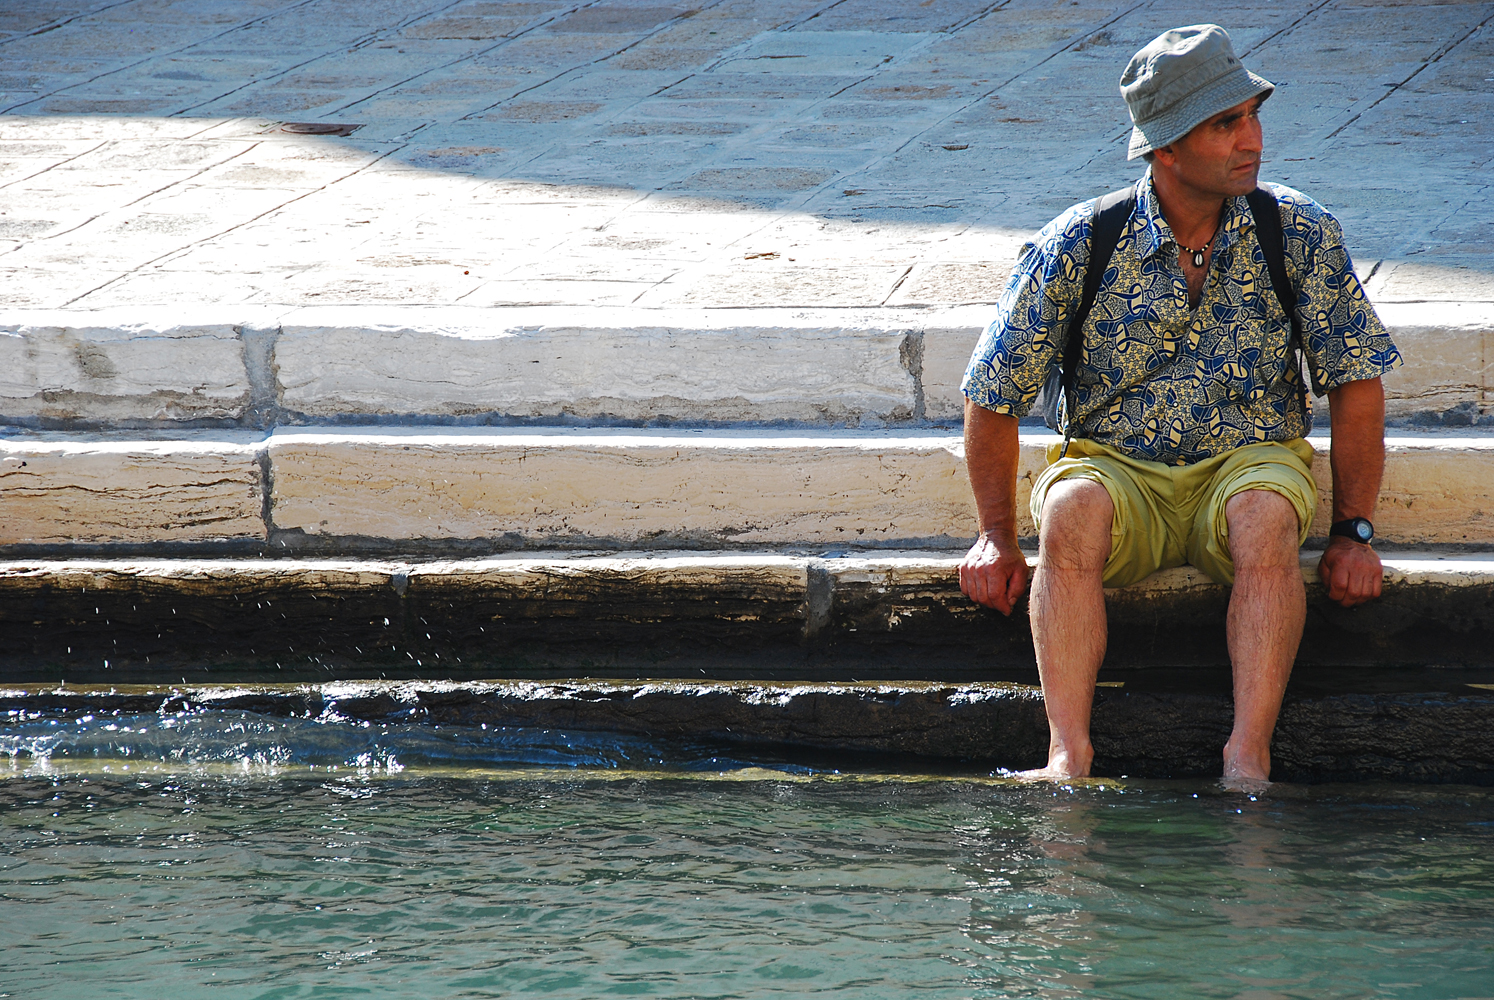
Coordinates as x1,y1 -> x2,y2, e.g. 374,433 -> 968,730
1004,562 -> 1030,611
1320,544 -> 1386,608
1343,564 -> 1383,607
958,556 -> 1028,614
958,559 -> 987,607
1328,560 -> 1350,603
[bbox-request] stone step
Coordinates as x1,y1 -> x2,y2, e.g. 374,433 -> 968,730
2,303 -> 1490,429
0,550 -> 1490,683
5,676 -> 1494,783
3,429 -> 1491,552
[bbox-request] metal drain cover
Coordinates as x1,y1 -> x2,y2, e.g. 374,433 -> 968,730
280,122 -> 362,136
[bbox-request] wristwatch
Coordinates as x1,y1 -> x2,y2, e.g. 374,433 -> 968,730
1330,517 -> 1375,544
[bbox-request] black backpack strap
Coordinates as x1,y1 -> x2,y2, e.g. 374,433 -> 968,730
1057,186 -> 1135,453
1245,187 -> 1299,348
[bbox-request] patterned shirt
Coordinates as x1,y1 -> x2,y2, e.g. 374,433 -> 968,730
961,171 -> 1401,465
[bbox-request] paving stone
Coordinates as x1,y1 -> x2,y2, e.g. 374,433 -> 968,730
1,0 -> 1489,316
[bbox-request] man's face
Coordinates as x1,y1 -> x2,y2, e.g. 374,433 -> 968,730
1154,96 -> 1265,198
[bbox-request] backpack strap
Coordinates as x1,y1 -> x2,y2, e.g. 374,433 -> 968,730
1245,186 -> 1300,348
1057,185 -> 1136,455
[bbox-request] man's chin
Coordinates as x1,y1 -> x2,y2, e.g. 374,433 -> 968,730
1228,164 -> 1261,194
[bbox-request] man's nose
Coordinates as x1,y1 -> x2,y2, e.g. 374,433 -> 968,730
1239,117 -> 1264,155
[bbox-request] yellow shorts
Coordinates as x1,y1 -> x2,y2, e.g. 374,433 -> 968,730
1029,438 -> 1317,588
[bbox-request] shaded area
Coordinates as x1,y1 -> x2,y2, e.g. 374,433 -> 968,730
1,555 -> 1492,682
2,0 -> 1491,313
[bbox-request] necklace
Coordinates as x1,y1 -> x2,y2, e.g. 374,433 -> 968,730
1177,240 -> 1210,268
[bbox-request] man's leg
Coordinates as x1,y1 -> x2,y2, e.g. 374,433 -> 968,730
1222,488 -> 1306,782
1024,479 -> 1114,779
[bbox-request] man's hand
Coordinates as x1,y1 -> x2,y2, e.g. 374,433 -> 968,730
1317,536 -> 1382,607
1322,377 -> 1388,609
961,402 -> 1028,614
959,531 -> 1031,615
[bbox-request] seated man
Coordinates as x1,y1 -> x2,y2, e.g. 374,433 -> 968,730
958,24 -> 1401,783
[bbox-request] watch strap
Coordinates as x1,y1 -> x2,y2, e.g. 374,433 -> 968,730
1330,517 -> 1375,544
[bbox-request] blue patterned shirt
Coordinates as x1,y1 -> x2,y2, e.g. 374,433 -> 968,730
961,172 -> 1401,464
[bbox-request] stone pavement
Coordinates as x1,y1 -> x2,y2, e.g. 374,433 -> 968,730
2,0 -> 1492,317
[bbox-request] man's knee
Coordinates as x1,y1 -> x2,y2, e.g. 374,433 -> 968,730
1038,479 -> 1114,571
1225,489 -> 1301,569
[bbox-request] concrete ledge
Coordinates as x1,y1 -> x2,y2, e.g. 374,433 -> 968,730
264,429 -> 1494,550
265,428 -> 976,549
4,677 -> 1494,783
1376,303 -> 1494,422
274,307 -> 920,425
924,302 -> 1494,424
3,303 -> 1489,428
0,435 -> 265,546
3,428 -> 1489,551
0,550 -> 1489,682
0,319 -> 253,425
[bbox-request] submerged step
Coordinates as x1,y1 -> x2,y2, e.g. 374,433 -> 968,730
0,550 -> 1490,681
4,676 -> 1494,783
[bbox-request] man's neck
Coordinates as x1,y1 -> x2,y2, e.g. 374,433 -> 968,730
1150,167 -> 1227,249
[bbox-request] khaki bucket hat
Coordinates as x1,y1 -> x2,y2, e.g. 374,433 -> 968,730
1121,24 -> 1274,160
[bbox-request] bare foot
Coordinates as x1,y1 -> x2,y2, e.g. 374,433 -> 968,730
1219,773 -> 1271,796
1222,741 -> 1270,784
1015,747 -> 1092,782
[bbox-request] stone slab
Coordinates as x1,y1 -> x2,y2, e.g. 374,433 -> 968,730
0,318 -> 253,425
1371,437 -> 1494,545
924,304 -> 1494,423
0,434 -> 266,546
261,427 -> 1494,549
272,306 -> 920,425
265,428 -> 982,548
3,301 -> 1477,430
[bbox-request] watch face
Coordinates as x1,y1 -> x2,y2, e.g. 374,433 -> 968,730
1354,520 -> 1373,542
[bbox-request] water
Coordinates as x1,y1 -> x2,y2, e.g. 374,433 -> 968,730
3,711 -> 1494,999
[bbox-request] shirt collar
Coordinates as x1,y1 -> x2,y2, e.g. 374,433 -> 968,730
1134,167 -> 1255,259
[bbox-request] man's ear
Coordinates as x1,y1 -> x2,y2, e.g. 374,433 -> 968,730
1151,144 -> 1177,168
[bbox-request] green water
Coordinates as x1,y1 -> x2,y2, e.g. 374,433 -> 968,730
3,712 -> 1493,998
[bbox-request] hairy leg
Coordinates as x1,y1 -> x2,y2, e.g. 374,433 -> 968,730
1023,479 -> 1113,780
1223,489 -> 1306,783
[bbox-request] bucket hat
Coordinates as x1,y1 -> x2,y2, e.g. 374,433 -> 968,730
1121,24 -> 1274,160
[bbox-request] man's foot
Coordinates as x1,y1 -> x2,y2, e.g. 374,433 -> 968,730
1015,746 -> 1093,781
1219,773 -> 1272,795
1222,742 -> 1271,787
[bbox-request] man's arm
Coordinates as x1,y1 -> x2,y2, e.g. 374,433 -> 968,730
1318,376 -> 1385,607
958,400 -> 1030,615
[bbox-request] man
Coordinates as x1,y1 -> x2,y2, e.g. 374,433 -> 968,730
958,25 -> 1401,783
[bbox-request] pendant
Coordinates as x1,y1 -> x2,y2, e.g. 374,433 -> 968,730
1191,249 -> 1206,267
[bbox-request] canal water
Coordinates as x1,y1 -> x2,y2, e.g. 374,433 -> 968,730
3,710 -> 1493,998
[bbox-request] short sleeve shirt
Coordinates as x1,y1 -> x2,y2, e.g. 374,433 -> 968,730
960,172 -> 1401,465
